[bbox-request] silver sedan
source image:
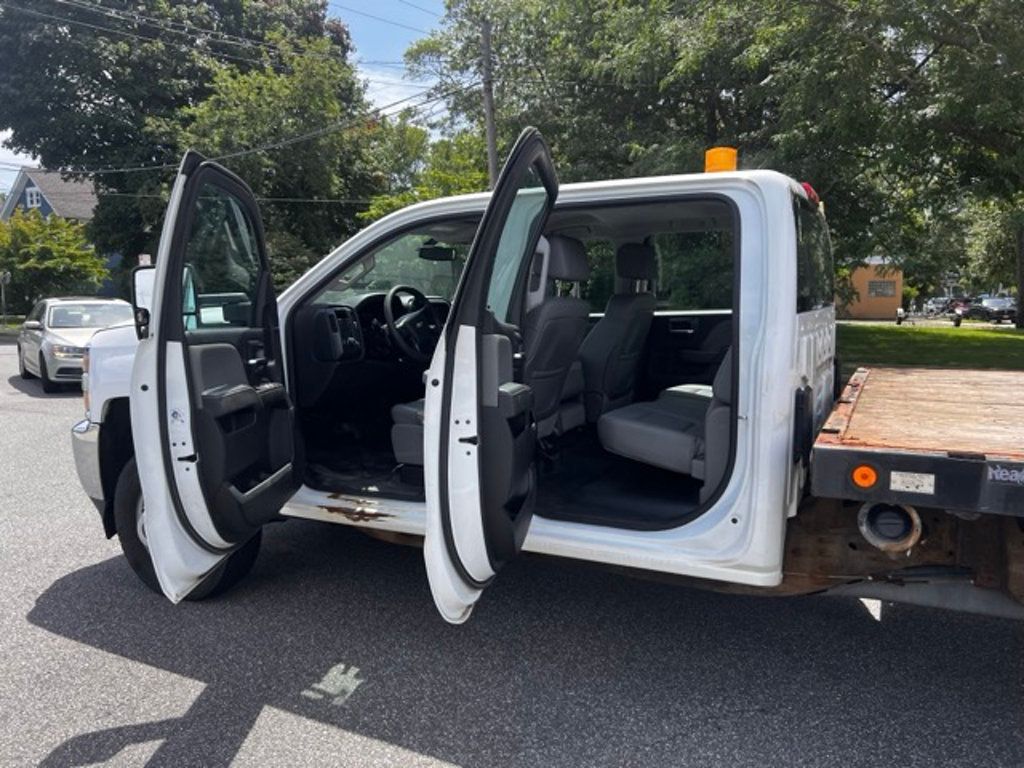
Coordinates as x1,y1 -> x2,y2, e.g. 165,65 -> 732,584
17,297 -> 134,392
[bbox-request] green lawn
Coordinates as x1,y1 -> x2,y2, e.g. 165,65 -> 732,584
837,322 -> 1024,376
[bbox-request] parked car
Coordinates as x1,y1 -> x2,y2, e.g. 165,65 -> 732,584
965,296 -> 1017,324
17,297 -> 134,392
923,296 -> 950,315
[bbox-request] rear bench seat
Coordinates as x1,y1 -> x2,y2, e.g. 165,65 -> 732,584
597,351 -> 732,492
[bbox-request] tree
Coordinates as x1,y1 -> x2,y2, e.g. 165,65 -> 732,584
360,131 -> 489,221
406,0 -> 1024,297
0,0 -> 354,261
0,210 -> 107,311
160,38 -> 382,287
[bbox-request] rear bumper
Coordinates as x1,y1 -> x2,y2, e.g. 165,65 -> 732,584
71,419 -> 104,508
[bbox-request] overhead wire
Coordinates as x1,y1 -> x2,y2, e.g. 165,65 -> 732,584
0,82 -> 476,178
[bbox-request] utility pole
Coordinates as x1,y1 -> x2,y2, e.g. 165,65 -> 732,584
481,18 -> 498,188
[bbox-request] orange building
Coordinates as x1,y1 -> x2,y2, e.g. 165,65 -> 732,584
844,257 -> 903,320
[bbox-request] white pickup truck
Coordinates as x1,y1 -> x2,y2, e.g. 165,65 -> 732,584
72,129 -> 1024,619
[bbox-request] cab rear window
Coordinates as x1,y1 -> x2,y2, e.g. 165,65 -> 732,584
795,201 -> 834,312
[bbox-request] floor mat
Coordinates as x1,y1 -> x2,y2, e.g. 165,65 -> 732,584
536,430 -> 703,528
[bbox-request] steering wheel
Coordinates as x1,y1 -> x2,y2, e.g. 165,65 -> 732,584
383,285 -> 442,364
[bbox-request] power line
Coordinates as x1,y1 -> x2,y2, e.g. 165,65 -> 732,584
4,1 -> 435,88
0,2 -> 271,68
396,0 -> 441,18
52,0 -> 349,65
327,4 -> 428,34
0,83 -> 472,177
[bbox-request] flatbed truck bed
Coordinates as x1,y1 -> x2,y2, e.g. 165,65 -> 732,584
812,367 -> 1024,515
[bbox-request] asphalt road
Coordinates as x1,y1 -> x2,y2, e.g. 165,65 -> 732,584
1,338 -> 1023,768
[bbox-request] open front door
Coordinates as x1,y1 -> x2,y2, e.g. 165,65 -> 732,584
131,152 -> 300,602
423,128 -> 558,623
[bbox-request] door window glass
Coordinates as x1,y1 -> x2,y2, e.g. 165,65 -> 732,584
183,183 -> 262,327
485,167 -> 548,322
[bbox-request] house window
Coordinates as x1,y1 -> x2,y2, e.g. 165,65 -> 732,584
868,280 -> 896,298
25,187 -> 42,209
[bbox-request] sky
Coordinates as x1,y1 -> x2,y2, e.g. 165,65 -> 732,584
0,0 -> 446,193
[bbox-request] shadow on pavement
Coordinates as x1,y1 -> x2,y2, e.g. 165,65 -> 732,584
30,520 -> 1024,768
6,374 -> 81,398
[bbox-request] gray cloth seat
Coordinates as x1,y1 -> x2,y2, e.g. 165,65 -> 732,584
389,236 -> 592,467
390,398 -> 424,466
522,235 -> 592,437
597,351 -> 733,500
577,243 -> 658,422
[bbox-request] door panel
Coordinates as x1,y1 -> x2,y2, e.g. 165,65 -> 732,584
639,311 -> 733,398
424,127 -> 557,623
131,152 -> 300,602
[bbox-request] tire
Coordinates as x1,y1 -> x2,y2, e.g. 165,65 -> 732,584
38,354 -> 58,393
17,345 -> 35,379
112,457 -> 261,600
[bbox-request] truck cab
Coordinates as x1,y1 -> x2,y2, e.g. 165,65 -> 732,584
116,129 -> 842,621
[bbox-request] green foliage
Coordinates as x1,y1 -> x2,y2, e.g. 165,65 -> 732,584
409,0 -> 1024,296
0,210 -> 107,312
964,196 -> 1024,292
0,0 -> 355,261
360,131 -> 489,222
158,37 -> 381,287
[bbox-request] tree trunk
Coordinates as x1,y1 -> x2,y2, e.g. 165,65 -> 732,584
1017,219 -> 1024,329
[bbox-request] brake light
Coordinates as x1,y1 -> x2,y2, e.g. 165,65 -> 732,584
801,182 -> 821,206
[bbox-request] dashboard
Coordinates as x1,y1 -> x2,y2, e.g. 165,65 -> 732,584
290,291 -> 451,408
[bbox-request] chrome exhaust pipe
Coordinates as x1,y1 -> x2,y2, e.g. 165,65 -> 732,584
857,502 -> 922,554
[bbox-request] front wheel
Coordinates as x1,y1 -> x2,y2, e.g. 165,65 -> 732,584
38,354 -> 58,393
112,457 -> 261,600
17,346 -> 35,379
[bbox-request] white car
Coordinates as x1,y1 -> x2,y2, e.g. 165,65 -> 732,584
17,297 -> 133,392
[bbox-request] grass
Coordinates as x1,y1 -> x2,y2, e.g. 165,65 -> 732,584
837,322 -> 1024,376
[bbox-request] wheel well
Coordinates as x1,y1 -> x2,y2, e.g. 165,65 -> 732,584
98,398 -> 133,538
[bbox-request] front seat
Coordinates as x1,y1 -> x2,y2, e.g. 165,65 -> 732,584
522,235 -> 592,437
390,235 -> 592,466
577,242 -> 658,421
391,399 -> 424,466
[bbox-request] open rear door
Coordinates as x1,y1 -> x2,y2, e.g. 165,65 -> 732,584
423,128 -> 558,623
130,151 -> 300,602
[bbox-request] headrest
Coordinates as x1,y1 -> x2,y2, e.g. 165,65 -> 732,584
712,348 -> 733,405
616,243 -> 658,281
547,235 -> 590,282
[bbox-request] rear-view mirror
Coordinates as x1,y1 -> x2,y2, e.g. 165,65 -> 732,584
22,320 -> 41,331
131,265 -> 156,339
418,244 -> 457,262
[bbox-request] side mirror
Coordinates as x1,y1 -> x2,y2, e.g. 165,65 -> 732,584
22,320 -> 42,331
132,265 -> 156,339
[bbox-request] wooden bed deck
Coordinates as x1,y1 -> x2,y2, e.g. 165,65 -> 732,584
816,367 -> 1024,461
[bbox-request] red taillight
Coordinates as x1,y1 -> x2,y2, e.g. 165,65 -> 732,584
801,182 -> 821,206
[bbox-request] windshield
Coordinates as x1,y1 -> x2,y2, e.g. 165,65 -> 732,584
47,303 -> 134,329
315,229 -> 473,305
982,298 -> 1009,308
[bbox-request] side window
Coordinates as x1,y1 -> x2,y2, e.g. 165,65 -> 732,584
28,302 -> 45,322
485,173 -> 549,322
653,230 -> 734,311
183,183 -> 262,328
796,201 -> 834,312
